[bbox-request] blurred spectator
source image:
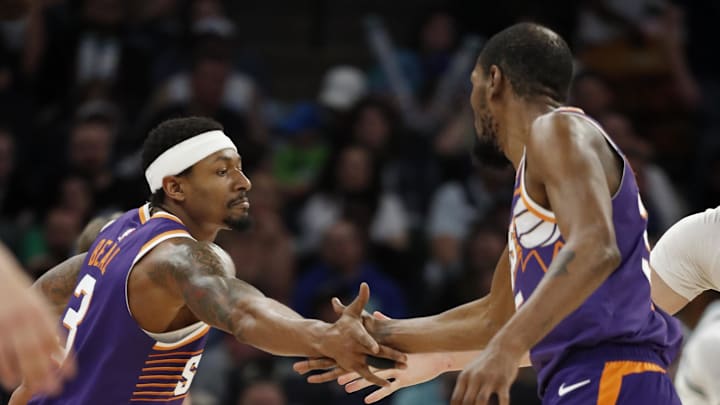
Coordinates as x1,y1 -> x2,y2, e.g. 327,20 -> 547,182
140,49 -> 265,172
292,220 -> 408,320
298,144 -> 409,253
344,97 -> 434,221
425,149 -> 513,290
318,65 -> 367,114
21,206 -> 82,277
568,70 -> 615,119
31,0 -> 151,119
60,110 -> 144,212
598,111 -> 687,238
271,103 -> 328,207
0,127 -> 33,221
236,379 -> 286,405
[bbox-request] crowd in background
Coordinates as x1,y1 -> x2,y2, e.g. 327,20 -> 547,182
1,0 -> 719,404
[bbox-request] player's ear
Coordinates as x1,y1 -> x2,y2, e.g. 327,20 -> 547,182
488,64 -> 505,99
162,176 -> 186,202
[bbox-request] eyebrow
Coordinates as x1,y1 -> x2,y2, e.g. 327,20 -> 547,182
212,155 -> 242,163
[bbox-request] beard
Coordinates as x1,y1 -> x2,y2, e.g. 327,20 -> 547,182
472,105 -> 510,169
224,214 -> 252,232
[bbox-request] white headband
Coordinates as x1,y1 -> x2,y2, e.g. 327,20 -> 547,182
145,130 -> 237,192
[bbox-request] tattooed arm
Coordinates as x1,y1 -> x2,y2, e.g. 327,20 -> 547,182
33,253 -> 87,318
143,239 -> 405,386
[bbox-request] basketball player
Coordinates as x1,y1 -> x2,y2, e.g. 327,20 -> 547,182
673,301 -> 720,405
308,206 -> 720,403
13,117 -> 405,405
0,242 -> 71,395
295,23 -> 682,405
650,206 -> 720,315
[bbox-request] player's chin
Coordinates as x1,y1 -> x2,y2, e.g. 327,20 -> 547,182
223,214 -> 251,231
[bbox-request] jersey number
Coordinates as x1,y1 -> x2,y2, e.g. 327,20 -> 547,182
174,354 -> 203,395
62,274 -> 97,357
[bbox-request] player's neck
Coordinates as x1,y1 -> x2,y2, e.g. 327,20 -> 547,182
152,203 -> 220,241
501,97 -> 559,165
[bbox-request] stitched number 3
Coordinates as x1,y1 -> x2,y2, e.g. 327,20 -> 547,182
62,274 -> 97,358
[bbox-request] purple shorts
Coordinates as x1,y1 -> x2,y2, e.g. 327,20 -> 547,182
542,345 -> 681,405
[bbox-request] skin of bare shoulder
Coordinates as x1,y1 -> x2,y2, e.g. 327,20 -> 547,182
525,112 -> 622,210
128,237 -> 259,334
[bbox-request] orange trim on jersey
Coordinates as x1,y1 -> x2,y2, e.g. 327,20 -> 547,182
519,189 -> 557,224
552,241 -> 565,257
138,230 -> 192,254
151,212 -> 185,225
148,349 -> 204,358
139,206 -> 149,224
152,325 -> 210,351
513,187 -> 521,196
132,391 -> 175,396
145,359 -> 191,365
596,360 -> 665,405
138,375 -> 182,380
522,250 -> 549,273
136,383 -> 179,388
141,366 -> 184,372
130,395 -> 187,402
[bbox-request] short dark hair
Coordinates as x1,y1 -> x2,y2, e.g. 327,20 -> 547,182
141,116 -> 224,207
478,22 -> 573,102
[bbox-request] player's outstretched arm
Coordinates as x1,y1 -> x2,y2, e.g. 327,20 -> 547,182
145,239 -> 406,387
361,245 -> 515,353
0,244 -> 77,397
450,114 -> 622,405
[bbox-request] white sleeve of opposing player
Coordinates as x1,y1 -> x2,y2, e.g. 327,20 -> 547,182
650,207 -> 720,300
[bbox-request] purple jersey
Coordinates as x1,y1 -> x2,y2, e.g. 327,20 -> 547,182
507,107 -> 682,392
30,204 -> 210,405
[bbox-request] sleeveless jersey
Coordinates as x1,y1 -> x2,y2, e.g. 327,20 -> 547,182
507,107 -> 682,390
30,204 -> 210,405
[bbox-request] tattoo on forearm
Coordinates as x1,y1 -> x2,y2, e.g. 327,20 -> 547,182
547,249 -> 576,278
146,241 -> 260,338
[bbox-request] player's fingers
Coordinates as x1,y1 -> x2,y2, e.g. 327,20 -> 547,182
355,365 -> 390,388
293,358 -> 337,375
374,345 -> 407,369
8,383 -> 32,405
365,384 -> 396,404
497,389 -> 509,405
451,373 -> 469,405
337,371 -> 362,385
348,324 -> 380,354
331,298 -> 346,316
346,283 -> 370,315
0,342 -> 20,390
372,311 -> 392,320
306,368 -> 346,384
345,370 -> 394,393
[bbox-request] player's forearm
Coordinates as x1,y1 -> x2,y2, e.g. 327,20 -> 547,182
375,297 -> 502,352
233,296 -> 328,357
494,243 -> 620,354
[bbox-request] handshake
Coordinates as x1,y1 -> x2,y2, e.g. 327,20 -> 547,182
291,282 -> 458,404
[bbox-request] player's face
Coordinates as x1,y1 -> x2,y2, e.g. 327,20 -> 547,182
470,66 -> 499,145
184,148 -> 252,231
